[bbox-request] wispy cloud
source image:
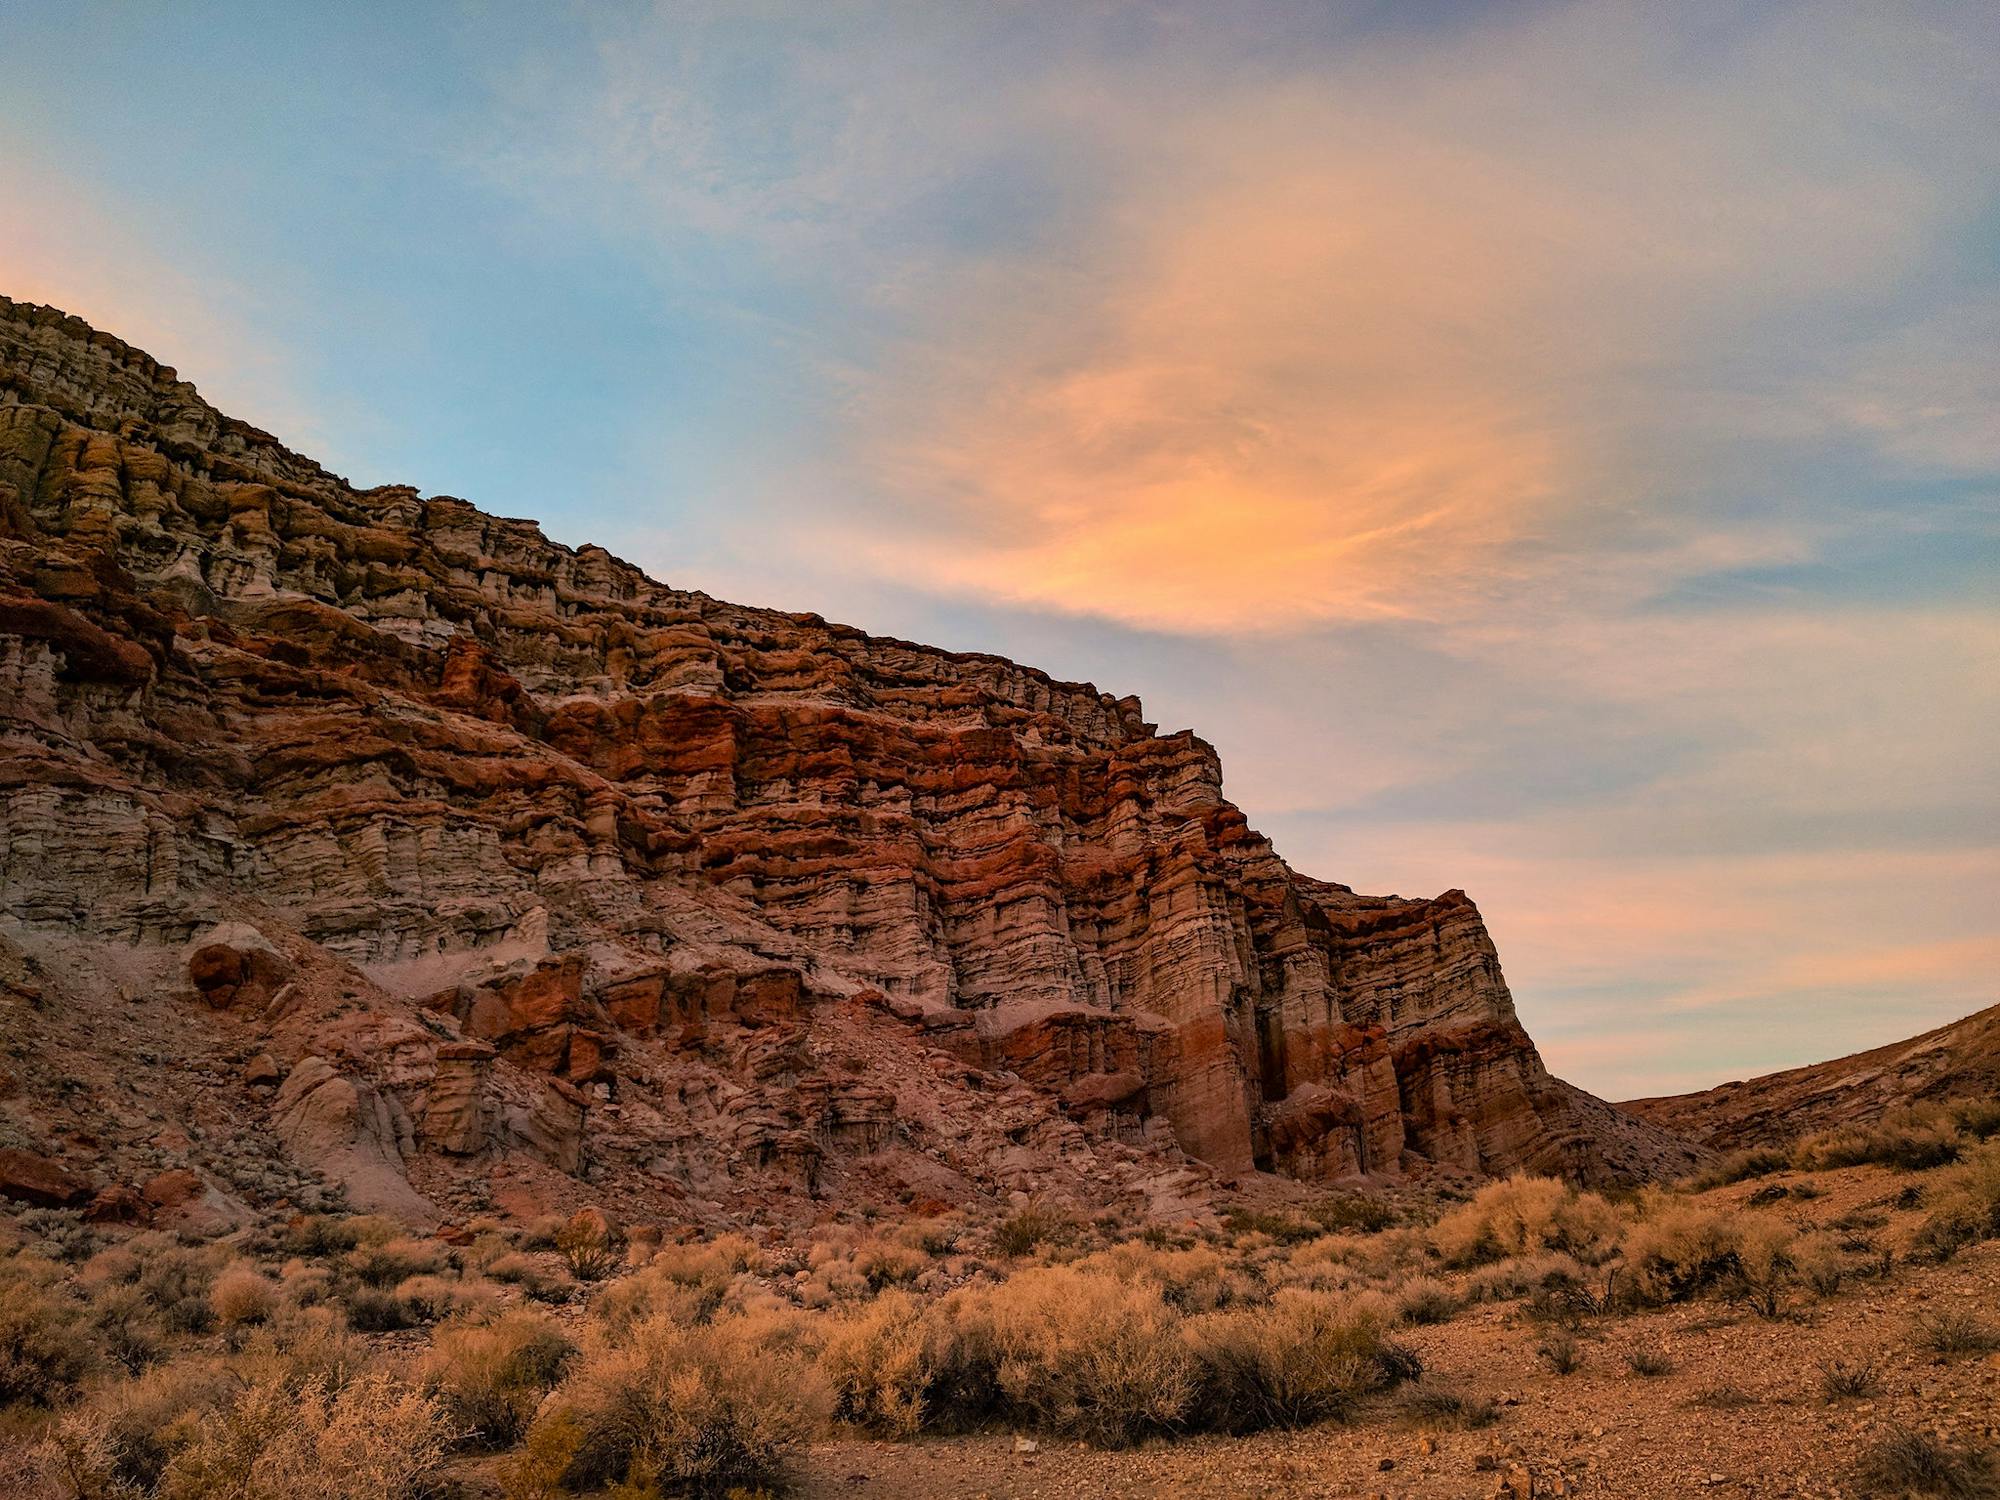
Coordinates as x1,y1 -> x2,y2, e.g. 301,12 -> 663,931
2,0 -> 1993,1095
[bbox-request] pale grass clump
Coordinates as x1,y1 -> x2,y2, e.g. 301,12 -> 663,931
1183,1288 -> 1406,1433
420,1311 -> 577,1447
155,1371 -> 450,1500
1795,1107 -> 1966,1173
38,1356 -> 236,1495
1911,1140 -> 2000,1261
394,1272 -> 500,1323
1429,1176 -> 1621,1267
798,1229 -> 930,1306
521,1310 -> 827,1494
344,1236 -> 447,1289
0,1253 -> 93,1407
1087,1242 -> 1246,1313
277,1259 -> 335,1308
818,1288 -> 933,1437
1393,1275 -> 1461,1325
230,1306 -> 369,1394
1622,1194 -> 1794,1308
939,1264 -> 1194,1445
1463,1251 -> 1589,1304
210,1265 -> 280,1328
597,1234 -> 764,1332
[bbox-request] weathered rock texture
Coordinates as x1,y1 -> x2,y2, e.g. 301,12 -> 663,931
1626,1002 -> 2000,1151
0,295 -> 1697,1224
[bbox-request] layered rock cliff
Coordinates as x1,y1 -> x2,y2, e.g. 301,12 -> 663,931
0,294 -> 1697,1226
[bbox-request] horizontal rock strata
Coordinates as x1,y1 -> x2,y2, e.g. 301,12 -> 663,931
0,294 -> 1698,1223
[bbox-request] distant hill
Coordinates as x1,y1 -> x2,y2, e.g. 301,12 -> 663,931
1622,1002 -> 2000,1150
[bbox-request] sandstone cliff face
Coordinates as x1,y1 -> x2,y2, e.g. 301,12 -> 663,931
0,295 -> 1697,1224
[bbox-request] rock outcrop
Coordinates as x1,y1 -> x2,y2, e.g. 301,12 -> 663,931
0,294 -> 1698,1225
1625,1002 -> 2000,1151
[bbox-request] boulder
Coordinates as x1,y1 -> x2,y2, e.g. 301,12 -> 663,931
0,1147 -> 90,1207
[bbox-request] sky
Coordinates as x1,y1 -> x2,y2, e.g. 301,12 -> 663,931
3,1 -> 1995,1098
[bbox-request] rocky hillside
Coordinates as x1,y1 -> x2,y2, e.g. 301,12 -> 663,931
1625,1002 -> 2000,1151
0,294 -> 1697,1230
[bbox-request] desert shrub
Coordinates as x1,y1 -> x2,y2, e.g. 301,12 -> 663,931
1852,1426 -> 1998,1499
485,1251 -> 553,1291
555,1221 -> 617,1283
1622,1197 -> 1782,1305
134,1243 -> 222,1335
1429,1176 -> 1619,1267
422,1312 -> 577,1448
849,1236 -> 929,1292
158,1371 -> 449,1500
39,1357 -> 234,1494
1624,1347 -> 1674,1377
344,1286 -> 415,1332
1396,1387 -> 1500,1429
893,1216 -> 961,1257
79,1246 -> 143,1290
1911,1141 -> 2000,1260
395,1273 -> 498,1323
1183,1289 -> 1406,1434
818,1289 -> 933,1437
1088,1242 -> 1244,1314
1394,1276 -> 1459,1325
932,1264 -> 1193,1444
232,1306 -> 368,1394
0,1255 -> 93,1407
346,1236 -> 446,1289
1536,1330 -> 1582,1375
992,1201 -> 1075,1257
1694,1147 -> 1791,1188
211,1265 -> 281,1328
799,1232 -> 930,1306
92,1285 -> 165,1372
278,1258 -> 336,1308
526,1312 -> 826,1494
1218,1207 -> 1321,1246
1464,1251 -> 1589,1304
518,1215 -> 566,1251
1817,1357 -> 1880,1401
1952,1097 -> 2000,1142
1728,1217 -> 1798,1317
1307,1193 -> 1397,1235
1791,1231 -> 1850,1298
1796,1108 -> 1965,1173
595,1237 -> 762,1334
1913,1309 -> 2000,1358
285,1215 -> 365,1258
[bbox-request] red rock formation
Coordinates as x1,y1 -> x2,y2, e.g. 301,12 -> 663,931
0,294 -> 1698,1223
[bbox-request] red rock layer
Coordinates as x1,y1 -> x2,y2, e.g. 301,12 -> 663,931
0,295 -> 1698,1220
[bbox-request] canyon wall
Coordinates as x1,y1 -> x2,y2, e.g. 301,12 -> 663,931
0,295 -> 1695,1225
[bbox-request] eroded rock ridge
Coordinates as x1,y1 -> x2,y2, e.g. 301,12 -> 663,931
0,295 -> 1696,1225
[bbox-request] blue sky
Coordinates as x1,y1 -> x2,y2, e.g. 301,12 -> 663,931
5,1 -> 1995,1096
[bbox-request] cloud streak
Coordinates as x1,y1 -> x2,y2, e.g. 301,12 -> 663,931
1,0 -> 1993,1094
